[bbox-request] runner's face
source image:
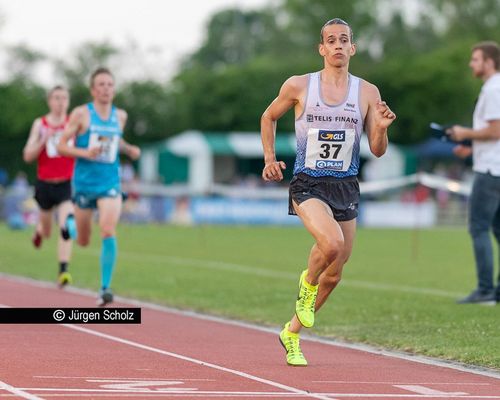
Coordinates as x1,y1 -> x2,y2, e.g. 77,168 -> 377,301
319,24 -> 355,68
48,89 -> 69,115
469,49 -> 491,79
91,73 -> 115,104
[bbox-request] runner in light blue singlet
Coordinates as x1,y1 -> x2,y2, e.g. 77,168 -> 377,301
73,102 -> 122,208
57,68 -> 141,307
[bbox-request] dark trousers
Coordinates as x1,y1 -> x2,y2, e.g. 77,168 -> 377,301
468,172 -> 500,296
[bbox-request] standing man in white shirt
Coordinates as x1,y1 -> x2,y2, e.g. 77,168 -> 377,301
450,41 -> 500,305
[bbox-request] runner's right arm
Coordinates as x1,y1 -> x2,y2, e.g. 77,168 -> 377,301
57,106 -> 100,160
23,118 -> 46,163
261,76 -> 304,181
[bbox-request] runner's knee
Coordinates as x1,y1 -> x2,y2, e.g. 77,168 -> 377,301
40,226 -> 51,238
319,238 -> 344,264
100,226 -> 116,238
77,237 -> 90,247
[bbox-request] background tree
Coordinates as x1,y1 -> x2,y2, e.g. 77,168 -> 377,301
1,0 -> 500,182
0,80 -> 46,178
53,41 -> 119,107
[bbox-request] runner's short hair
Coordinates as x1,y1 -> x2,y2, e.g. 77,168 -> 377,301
473,41 -> 500,70
90,67 -> 114,87
320,18 -> 353,43
47,85 -> 68,100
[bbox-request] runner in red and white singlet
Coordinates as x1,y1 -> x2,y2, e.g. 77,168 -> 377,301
23,85 -> 76,288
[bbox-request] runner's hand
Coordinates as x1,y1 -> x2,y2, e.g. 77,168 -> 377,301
262,161 -> 286,182
375,100 -> 396,129
127,145 -> 141,160
87,146 -> 101,159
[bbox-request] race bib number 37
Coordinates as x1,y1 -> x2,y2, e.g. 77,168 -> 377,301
305,128 -> 355,171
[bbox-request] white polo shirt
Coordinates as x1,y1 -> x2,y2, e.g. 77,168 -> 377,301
473,72 -> 500,175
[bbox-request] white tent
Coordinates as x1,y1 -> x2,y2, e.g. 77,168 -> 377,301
140,130 -> 405,193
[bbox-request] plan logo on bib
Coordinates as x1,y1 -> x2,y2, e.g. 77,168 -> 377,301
315,160 -> 344,170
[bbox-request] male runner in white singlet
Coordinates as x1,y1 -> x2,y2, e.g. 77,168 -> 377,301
261,18 -> 396,366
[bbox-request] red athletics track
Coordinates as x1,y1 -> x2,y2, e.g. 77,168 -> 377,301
1,274 -> 500,400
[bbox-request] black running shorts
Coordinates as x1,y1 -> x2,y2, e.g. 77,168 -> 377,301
289,173 -> 359,221
34,180 -> 72,210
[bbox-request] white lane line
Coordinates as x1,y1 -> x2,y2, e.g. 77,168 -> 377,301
1,395 -> 306,398
2,274 -> 500,382
63,324 -> 334,400
34,377 -> 490,386
8,390 -> 500,398
0,396 -> 316,400
86,379 -> 197,391
312,382 -> 490,385
17,388 -> 304,394
0,380 -> 44,400
34,376 -> 215,381
395,385 -> 468,395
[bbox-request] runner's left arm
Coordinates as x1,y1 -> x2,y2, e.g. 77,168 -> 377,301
117,109 -> 141,160
364,83 -> 396,157
119,139 -> 141,160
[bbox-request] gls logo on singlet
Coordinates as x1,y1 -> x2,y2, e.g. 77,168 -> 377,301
318,130 -> 345,142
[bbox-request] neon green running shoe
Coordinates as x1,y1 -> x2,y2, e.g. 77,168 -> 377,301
57,272 -> 73,288
295,269 -> 318,328
279,322 -> 307,366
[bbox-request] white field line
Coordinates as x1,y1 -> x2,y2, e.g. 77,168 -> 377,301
117,250 -> 464,299
69,248 -> 464,298
0,380 -> 44,400
6,389 -> 500,399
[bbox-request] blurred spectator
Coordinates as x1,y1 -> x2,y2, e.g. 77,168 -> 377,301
449,41 -> 500,305
4,171 -> 30,229
11,171 -> 29,197
0,168 -> 8,187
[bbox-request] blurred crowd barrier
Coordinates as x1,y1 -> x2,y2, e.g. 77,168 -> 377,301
0,172 -> 469,229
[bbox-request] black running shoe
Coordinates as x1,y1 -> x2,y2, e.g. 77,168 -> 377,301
97,288 -> 114,307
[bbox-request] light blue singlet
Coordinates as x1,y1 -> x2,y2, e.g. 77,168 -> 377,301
73,102 -> 122,197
